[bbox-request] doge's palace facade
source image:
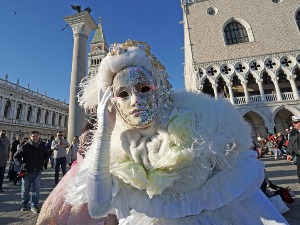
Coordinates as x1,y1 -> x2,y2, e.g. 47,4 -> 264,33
181,0 -> 300,137
0,75 -> 68,140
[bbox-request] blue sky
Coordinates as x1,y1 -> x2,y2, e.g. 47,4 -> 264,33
0,0 -> 185,103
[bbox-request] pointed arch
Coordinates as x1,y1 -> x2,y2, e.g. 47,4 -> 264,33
216,76 -> 229,98
222,17 -> 254,45
246,73 -> 260,96
231,74 -> 244,97
201,78 -> 214,97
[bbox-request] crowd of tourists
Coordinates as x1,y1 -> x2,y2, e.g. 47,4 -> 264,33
256,127 -> 298,161
0,129 -> 80,213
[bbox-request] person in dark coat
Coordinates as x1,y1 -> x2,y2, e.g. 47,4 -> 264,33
13,131 -> 49,213
287,116 -> 300,183
7,135 -> 20,182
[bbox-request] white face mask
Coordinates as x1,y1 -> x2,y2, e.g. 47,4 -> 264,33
111,66 -> 158,128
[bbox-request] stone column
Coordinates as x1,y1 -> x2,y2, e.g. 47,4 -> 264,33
226,82 -> 235,104
241,81 -> 249,103
271,77 -> 282,101
41,109 -> 45,126
0,97 -> 5,118
288,75 -> 300,100
64,11 -> 97,143
12,100 -> 17,119
55,113 -> 59,126
212,84 -> 218,99
23,103 -> 28,122
61,114 -> 65,128
49,111 -> 53,126
256,79 -> 265,101
32,106 -> 37,123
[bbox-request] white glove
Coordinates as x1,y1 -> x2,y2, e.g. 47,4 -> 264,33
97,86 -> 116,134
86,86 -> 116,217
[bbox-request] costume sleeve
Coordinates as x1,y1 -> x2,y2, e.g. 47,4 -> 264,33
86,129 -> 113,218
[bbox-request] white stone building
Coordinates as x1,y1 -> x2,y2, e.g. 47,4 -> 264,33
181,0 -> 300,137
0,75 -> 68,141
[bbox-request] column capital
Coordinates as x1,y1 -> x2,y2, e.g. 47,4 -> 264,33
271,76 -> 279,82
288,74 -> 297,80
255,78 -> 263,83
64,11 -> 97,37
211,83 -> 217,88
226,82 -> 233,87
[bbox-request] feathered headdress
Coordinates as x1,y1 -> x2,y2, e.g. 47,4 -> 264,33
78,39 -> 173,115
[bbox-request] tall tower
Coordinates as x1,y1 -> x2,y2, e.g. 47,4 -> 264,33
88,19 -> 109,78
180,0 -> 300,136
64,11 -> 97,143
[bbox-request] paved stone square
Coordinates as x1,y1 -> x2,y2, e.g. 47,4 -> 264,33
0,158 -> 299,224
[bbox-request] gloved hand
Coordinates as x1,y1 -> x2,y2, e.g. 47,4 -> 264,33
97,86 -> 116,134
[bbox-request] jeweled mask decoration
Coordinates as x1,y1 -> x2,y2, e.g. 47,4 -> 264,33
112,66 -> 158,128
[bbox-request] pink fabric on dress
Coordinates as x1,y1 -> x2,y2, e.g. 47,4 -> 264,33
36,154 -> 118,225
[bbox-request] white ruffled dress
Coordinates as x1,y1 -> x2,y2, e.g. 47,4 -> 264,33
67,92 -> 289,225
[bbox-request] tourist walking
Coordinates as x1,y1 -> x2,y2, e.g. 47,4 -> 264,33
46,136 -> 55,168
67,136 -> 79,166
287,116 -> 300,183
13,131 -> 49,213
51,131 -> 69,185
0,129 -> 10,192
7,135 -> 20,183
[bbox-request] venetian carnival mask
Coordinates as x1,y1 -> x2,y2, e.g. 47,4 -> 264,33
111,66 -> 158,128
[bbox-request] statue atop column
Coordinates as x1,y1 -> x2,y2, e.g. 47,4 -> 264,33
71,5 -> 92,14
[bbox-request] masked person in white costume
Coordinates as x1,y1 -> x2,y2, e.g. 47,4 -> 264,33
37,40 -> 288,225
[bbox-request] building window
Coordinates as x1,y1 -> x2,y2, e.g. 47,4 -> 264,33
224,22 -> 249,45
16,104 -> 23,120
36,109 -> 41,123
207,7 -> 218,16
27,106 -> 32,121
45,111 -> 49,124
296,10 -> 300,31
52,113 -> 56,126
64,115 -> 68,127
58,114 -> 62,126
4,100 -> 11,118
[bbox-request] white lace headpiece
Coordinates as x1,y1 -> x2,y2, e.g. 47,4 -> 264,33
78,40 -> 173,117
